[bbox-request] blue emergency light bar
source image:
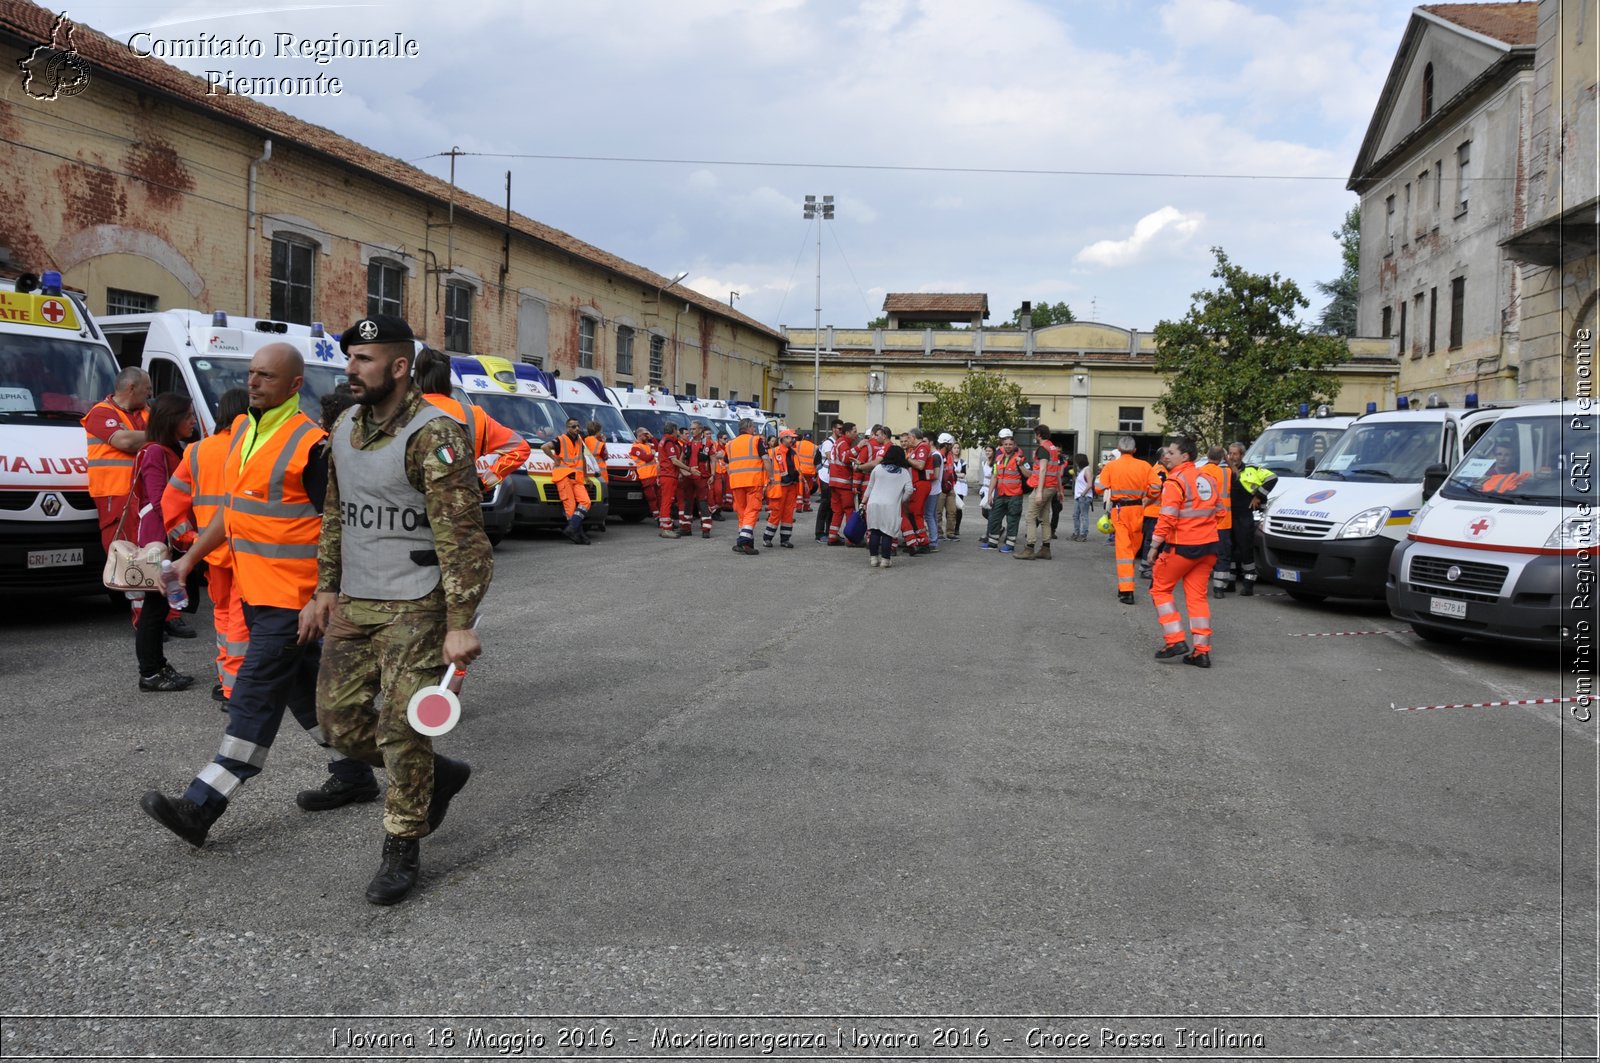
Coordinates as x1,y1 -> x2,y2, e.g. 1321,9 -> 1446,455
1298,403 -> 1309,416
41,271 -> 62,295
1367,402 -> 1377,413
1397,396 -> 1410,410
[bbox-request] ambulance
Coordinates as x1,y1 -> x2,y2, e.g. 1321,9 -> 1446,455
449,358 -> 606,534
610,384 -> 688,439
544,373 -> 647,522
1239,405 -> 1356,504
1260,397 -> 1515,602
1387,399 -> 1596,646
97,309 -> 349,433
0,271 -> 119,595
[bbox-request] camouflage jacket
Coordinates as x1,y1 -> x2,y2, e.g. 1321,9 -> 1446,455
318,385 -> 492,628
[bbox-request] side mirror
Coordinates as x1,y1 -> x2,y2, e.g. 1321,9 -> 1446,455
1421,463 -> 1448,501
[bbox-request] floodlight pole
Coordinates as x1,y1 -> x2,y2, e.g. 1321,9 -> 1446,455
803,194 -> 833,429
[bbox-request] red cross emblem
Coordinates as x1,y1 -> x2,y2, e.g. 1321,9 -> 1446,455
39,299 -> 66,323
647,396 -> 657,405
1466,516 -> 1493,539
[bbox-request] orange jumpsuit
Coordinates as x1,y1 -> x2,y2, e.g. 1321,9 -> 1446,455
763,441 -> 800,545
162,429 -> 247,698
1094,452 -> 1154,595
726,433 -> 767,546
1149,460 -> 1222,658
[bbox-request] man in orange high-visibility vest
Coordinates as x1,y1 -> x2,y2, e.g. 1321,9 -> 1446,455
1145,437 -> 1222,668
763,428 -> 802,548
725,418 -> 773,555
541,417 -> 595,544
1093,435 -> 1154,604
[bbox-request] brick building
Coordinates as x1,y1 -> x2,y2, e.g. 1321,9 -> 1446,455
0,3 -> 785,402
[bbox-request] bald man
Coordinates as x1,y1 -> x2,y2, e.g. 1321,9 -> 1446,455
143,342 -> 378,850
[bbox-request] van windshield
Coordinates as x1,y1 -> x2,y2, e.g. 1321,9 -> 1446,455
190,356 -> 346,425
560,401 -> 630,443
468,392 -> 564,444
621,408 -> 675,438
1440,415 -> 1598,506
1243,425 -> 1346,477
0,333 -> 116,422
1311,421 -> 1442,483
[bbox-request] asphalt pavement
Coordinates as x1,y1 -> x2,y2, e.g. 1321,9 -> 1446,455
1,514 -> 1594,1060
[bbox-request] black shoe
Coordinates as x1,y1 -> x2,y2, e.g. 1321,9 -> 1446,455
428,755 -> 472,832
561,523 -> 582,544
732,542 -> 745,553
1183,652 -> 1212,669
364,833 -> 420,906
1210,586 -> 1225,599
779,541 -> 794,549
296,773 -> 380,811
211,683 -> 227,703
1240,582 -> 1255,597
1155,641 -> 1190,660
140,791 -> 219,848
1118,591 -> 1136,605
701,530 -> 711,539
739,542 -> 760,555
139,664 -> 195,693
712,512 -> 726,522
164,617 -> 197,639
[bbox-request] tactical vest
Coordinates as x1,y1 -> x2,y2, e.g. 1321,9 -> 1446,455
330,404 -> 448,601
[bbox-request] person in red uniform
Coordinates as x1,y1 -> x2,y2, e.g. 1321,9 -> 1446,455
1145,437 -> 1221,668
677,423 -> 717,538
851,426 -> 890,548
655,422 -> 685,537
826,422 -> 860,544
163,387 -> 251,704
762,427 -> 802,549
726,419 -> 773,555
901,429 -> 933,553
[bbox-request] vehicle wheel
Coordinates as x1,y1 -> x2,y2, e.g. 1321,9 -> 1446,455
1410,622 -> 1464,644
1286,590 -> 1327,604
621,511 -> 649,524
488,531 -> 505,547
588,522 -> 607,534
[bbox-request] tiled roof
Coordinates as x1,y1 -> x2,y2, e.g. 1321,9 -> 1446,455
1419,3 -> 1538,46
1,2 -> 784,342
883,293 -> 990,315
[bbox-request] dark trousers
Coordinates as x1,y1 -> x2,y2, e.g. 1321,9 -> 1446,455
134,588 -> 168,677
815,480 -> 833,539
868,529 -> 895,558
183,602 -> 372,811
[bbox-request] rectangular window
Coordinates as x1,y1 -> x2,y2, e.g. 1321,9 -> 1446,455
1456,141 -> 1471,215
917,402 -> 931,426
366,260 -> 403,319
1020,403 -> 1042,429
444,282 -> 472,353
1433,160 -> 1443,214
1384,195 -> 1396,254
816,399 -> 840,414
1412,293 -> 1425,357
1381,306 -> 1393,338
105,288 -> 157,315
1402,182 -> 1411,243
1428,287 -> 1438,353
1449,276 -> 1465,348
578,317 -> 596,370
1416,170 -> 1430,233
269,236 -> 314,324
615,325 -> 634,377
648,334 -> 665,385
684,382 -> 697,398
708,386 -> 720,399
1117,406 -> 1143,432
1399,300 -> 1408,352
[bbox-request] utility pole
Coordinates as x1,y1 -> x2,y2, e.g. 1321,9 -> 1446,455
802,194 -> 833,430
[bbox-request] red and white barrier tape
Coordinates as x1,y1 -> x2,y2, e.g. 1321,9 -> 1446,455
1393,696 -> 1580,713
1292,630 -> 1404,638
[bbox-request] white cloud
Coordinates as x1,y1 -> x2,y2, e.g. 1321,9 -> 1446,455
1075,207 -> 1205,268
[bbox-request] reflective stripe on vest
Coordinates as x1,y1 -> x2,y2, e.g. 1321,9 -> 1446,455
795,439 -> 817,475
828,438 -> 854,481
553,434 -> 587,478
224,412 -> 323,609
1026,441 -> 1063,489
726,434 -> 764,488
83,401 -> 138,497
993,454 -> 1023,495
631,443 -> 658,481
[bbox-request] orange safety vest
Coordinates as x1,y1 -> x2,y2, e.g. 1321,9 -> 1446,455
1096,452 -> 1154,508
1025,440 -> 1064,490
584,435 -> 610,479
726,433 -> 765,489
794,438 -> 818,476
223,411 -> 324,609
993,452 -> 1024,496
422,393 -> 530,488
1201,463 -> 1233,530
1484,471 -> 1530,493
1142,464 -> 1166,519
629,442 -> 658,481
163,429 -> 235,566
82,400 -> 141,498
768,444 -> 793,496
551,434 -> 587,481
1155,461 -> 1221,546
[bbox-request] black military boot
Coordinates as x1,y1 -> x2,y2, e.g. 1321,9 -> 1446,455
427,755 -> 473,832
140,791 -> 223,848
296,773 -> 380,811
365,833 -> 420,906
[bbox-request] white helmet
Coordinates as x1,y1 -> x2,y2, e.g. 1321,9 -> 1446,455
937,432 -> 955,445
997,428 -> 1014,439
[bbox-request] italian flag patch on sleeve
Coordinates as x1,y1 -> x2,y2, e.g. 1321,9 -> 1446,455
435,444 -> 457,465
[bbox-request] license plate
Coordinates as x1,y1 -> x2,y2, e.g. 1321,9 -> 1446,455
1429,596 -> 1467,619
1276,567 -> 1301,583
625,491 -> 642,501
27,548 -> 83,569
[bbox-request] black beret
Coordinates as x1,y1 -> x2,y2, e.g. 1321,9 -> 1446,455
338,314 -> 415,353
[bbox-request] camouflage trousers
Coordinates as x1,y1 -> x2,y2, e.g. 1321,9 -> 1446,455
316,598 -> 446,838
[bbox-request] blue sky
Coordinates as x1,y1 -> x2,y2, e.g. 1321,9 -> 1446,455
57,0 -> 1416,334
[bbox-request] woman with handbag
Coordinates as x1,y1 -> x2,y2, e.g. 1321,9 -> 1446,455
862,443 -> 913,568
132,393 -> 197,693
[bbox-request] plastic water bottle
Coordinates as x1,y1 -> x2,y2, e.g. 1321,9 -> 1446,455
159,559 -> 188,610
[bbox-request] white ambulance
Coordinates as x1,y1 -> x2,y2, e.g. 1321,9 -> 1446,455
610,384 -> 688,438
1260,398 -> 1515,602
97,309 -> 349,433
0,270 -> 119,595
1387,399 -> 1596,646
546,373 -> 647,522
1240,405 -> 1356,504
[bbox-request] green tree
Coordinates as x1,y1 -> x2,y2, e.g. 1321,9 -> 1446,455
1315,205 -> 1360,336
998,301 -> 1076,329
1154,247 -> 1350,449
912,373 -> 1028,446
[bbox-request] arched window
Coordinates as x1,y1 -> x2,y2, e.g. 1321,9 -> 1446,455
1421,63 -> 1434,121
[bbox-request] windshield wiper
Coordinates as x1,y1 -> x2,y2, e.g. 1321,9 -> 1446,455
1311,470 -> 1346,480
1350,467 -> 1395,479
1446,481 -> 1498,500
1499,492 -> 1572,505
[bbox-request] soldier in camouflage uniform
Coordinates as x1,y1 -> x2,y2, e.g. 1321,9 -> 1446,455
302,315 -> 493,906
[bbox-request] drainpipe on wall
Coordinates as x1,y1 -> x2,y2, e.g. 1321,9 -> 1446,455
246,139 -> 273,317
